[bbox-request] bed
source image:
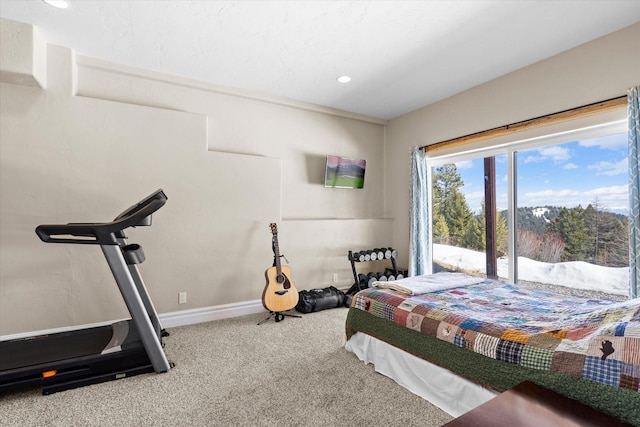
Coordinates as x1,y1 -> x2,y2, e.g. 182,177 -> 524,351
344,273 -> 640,426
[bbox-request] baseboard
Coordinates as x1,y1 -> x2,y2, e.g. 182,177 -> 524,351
159,299 -> 266,328
0,300 -> 267,341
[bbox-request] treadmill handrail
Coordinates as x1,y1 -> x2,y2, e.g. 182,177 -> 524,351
35,191 -> 167,245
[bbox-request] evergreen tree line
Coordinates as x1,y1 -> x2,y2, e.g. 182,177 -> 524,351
432,165 -> 629,268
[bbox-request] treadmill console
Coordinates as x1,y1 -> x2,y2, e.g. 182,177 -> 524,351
113,189 -> 168,226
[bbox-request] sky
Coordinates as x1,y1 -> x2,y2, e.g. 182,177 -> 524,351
453,132 -> 629,214
326,156 -> 366,169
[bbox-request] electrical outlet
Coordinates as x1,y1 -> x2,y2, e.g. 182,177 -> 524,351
332,273 -> 338,283
179,292 -> 187,304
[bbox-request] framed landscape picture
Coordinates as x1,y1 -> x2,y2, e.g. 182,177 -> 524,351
324,156 -> 366,189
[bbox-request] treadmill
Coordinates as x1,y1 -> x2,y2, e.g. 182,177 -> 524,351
0,189 -> 172,395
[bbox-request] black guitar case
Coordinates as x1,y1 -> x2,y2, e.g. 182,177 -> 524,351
295,286 -> 346,313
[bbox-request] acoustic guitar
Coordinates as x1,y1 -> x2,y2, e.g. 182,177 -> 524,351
262,223 -> 299,313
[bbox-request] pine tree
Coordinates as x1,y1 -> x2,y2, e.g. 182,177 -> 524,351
582,199 -> 629,267
548,206 -> 588,261
461,201 -> 508,253
432,212 -> 450,244
496,209 -> 508,254
445,192 -> 473,245
462,215 -> 484,251
597,213 -> 628,267
432,164 -> 472,246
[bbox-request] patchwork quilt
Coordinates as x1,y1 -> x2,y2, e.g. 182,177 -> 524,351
352,277 -> 640,392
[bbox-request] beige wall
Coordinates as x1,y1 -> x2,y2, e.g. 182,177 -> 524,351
0,19 -> 390,335
2,19 -> 638,336
386,23 -> 640,269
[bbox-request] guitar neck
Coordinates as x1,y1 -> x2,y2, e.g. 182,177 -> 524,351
272,229 -> 282,275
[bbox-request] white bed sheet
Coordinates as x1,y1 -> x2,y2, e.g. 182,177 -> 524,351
345,332 -> 497,418
372,272 -> 484,295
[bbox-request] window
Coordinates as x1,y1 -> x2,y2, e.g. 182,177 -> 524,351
431,155 -> 508,278
427,110 -> 629,300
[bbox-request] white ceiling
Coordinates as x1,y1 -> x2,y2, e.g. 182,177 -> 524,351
1,1 -> 639,120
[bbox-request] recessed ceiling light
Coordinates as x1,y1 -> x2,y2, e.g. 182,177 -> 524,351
337,75 -> 351,83
42,0 -> 69,9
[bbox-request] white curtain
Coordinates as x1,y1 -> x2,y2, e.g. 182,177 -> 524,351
409,146 -> 430,276
628,86 -> 639,299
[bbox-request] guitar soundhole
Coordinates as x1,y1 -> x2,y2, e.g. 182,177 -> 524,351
277,273 -> 291,289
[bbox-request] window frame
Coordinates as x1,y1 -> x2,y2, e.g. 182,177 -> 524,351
425,107 -> 628,285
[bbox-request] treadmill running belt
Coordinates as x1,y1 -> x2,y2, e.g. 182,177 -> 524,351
0,326 -> 114,371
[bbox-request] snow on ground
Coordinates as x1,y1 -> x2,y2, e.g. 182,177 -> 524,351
433,243 -> 629,296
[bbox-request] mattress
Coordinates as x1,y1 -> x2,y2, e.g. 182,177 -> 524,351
345,274 -> 640,425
